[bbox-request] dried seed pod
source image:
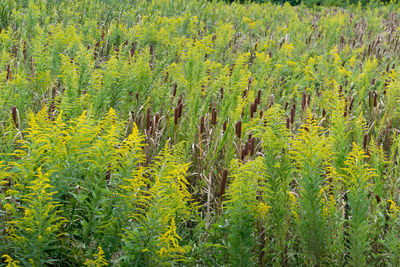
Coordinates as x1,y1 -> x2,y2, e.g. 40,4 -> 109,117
322,108 -> 326,118
285,101 -> 289,111
149,44 -> 154,56
52,85 -> 57,99
235,120 -> 242,139
250,103 -> 255,118
220,87 -> 224,99
178,103 -> 183,118
172,83 -> 177,97
223,120 -> 227,132
371,78 -> 376,85
244,141 -> 250,155
373,91 -> 378,107
174,107 -> 179,125
6,65 -> 11,81
11,106 -> 19,129
250,137 -> 256,156
375,194 -> 381,204
257,89 -> 261,104
135,93 -> 139,102
239,147 -> 244,161
155,113 -> 160,125
200,116 -> 205,134
259,110 -> 263,118
290,103 -> 296,124
286,117 -> 290,129
219,168 -> 228,198
248,133 -> 252,142
211,108 -> 217,125
363,134 -> 368,150
146,108 -> 151,130
307,92 -> 311,107
369,91 -> 372,107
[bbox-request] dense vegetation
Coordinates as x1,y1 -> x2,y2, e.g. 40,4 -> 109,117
240,0 -> 389,8
1,0 -> 400,265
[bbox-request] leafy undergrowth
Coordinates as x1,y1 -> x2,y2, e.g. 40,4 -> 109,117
2,0 -> 400,265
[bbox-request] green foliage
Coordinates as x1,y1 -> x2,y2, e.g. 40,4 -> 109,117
121,143 -> 194,266
291,110 -> 331,265
5,167 -> 68,266
225,157 -> 268,266
1,0 -> 400,265
342,143 -> 376,266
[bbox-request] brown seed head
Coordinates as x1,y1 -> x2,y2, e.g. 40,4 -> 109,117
212,108 -> 217,125
363,134 -> 368,150
290,103 -> 296,124
302,91 -> 306,110
250,137 -> 256,156
235,121 -> 242,139
172,83 -> 177,97
200,116 -> 205,134
257,89 -> 261,104
219,168 -> 228,198
174,107 -> 179,125
178,103 -> 183,118
12,106 -> 18,128
146,108 -> 151,130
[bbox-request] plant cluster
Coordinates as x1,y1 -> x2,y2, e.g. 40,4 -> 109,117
1,0 -> 400,265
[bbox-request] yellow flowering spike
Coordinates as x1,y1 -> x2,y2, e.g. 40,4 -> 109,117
84,247 -> 108,267
2,255 -> 20,267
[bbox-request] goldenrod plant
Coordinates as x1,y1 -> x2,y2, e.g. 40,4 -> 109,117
5,167 -> 68,266
252,105 -> 293,265
225,157 -> 268,267
291,110 -> 331,265
342,144 -> 376,266
121,143 -> 194,266
84,246 -> 108,267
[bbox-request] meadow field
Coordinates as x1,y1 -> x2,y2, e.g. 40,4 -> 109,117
1,0 -> 400,265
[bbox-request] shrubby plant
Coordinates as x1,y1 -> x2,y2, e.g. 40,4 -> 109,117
1,0 -> 400,265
